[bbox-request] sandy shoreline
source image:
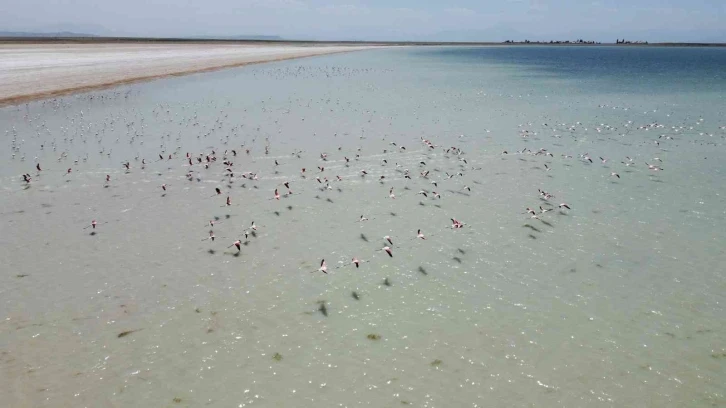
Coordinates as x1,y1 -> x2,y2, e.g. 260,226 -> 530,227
0,43 -> 376,106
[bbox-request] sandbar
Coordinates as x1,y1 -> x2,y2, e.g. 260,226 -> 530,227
0,42 -> 376,106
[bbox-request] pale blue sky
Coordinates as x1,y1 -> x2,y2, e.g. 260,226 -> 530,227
2,0 -> 724,42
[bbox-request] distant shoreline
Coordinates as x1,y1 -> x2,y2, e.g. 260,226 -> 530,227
1,36 -> 725,47
1,38 -> 724,107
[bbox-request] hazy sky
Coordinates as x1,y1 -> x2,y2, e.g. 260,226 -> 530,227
2,0 -> 725,42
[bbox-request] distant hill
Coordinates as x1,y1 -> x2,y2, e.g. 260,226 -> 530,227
0,31 -> 98,38
0,32 -> 284,41
192,35 -> 284,41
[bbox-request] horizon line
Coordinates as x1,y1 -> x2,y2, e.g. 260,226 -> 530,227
2,35 -> 726,47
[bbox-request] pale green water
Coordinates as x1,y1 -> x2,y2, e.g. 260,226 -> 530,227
1,47 -> 725,407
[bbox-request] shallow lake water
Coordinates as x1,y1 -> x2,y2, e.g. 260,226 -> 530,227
1,46 -> 725,407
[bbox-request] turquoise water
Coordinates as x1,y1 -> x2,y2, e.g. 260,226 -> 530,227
1,46 -> 725,407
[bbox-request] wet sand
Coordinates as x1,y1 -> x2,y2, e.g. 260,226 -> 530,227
0,43 -> 376,106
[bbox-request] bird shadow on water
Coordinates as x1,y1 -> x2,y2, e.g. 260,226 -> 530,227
360,233 -> 368,242
317,301 -> 328,317
452,256 -> 462,264
89,231 -> 97,236
207,249 -> 216,255
417,266 -> 428,275
523,224 -> 541,233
